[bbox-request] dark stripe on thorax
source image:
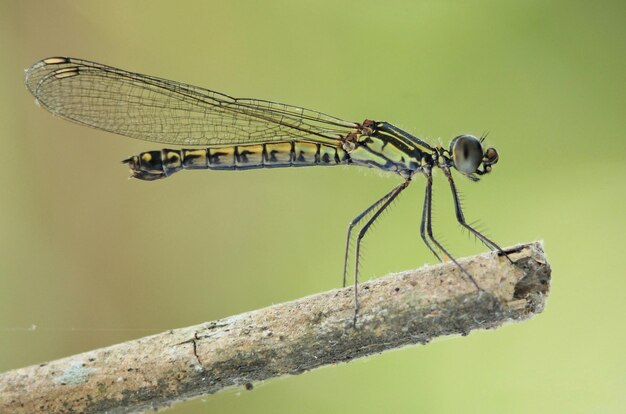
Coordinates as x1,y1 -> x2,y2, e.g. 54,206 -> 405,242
373,129 -> 425,160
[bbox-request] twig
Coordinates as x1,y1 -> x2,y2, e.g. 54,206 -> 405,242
0,241 -> 550,414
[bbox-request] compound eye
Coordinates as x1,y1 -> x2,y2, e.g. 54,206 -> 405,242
485,147 -> 499,164
451,135 -> 482,174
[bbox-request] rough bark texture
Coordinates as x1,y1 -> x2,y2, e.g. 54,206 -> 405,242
0,241 -> 550,414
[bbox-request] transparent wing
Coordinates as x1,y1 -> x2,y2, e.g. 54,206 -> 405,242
25,57 -> 358,146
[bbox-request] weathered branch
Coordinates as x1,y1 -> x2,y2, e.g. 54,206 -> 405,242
0,241 -> 550,414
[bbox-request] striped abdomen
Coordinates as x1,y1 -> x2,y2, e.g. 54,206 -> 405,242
124,141 -> 350,180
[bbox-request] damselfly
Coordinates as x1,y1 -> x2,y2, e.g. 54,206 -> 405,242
25,57 -> 510,322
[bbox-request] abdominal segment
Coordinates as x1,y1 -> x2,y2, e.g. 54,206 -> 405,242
123,141 -> 350,180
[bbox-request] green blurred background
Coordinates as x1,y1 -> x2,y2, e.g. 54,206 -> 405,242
1,0 -> 624,412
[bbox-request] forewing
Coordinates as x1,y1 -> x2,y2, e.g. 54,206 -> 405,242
25,57 -> 357,146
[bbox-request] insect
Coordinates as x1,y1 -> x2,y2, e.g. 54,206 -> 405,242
25,57 -> 510,323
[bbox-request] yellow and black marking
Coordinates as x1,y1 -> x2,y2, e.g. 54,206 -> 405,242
123,121 -> 439,180
124,141 -> 353,180
339,123 -> 426,176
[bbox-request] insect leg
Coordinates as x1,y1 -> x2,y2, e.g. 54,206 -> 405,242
351,180 -> 411,325
342,185 -> 401,288
420,168 -> 443,261
442,168 -> 513,263
422,169 -> 481,290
